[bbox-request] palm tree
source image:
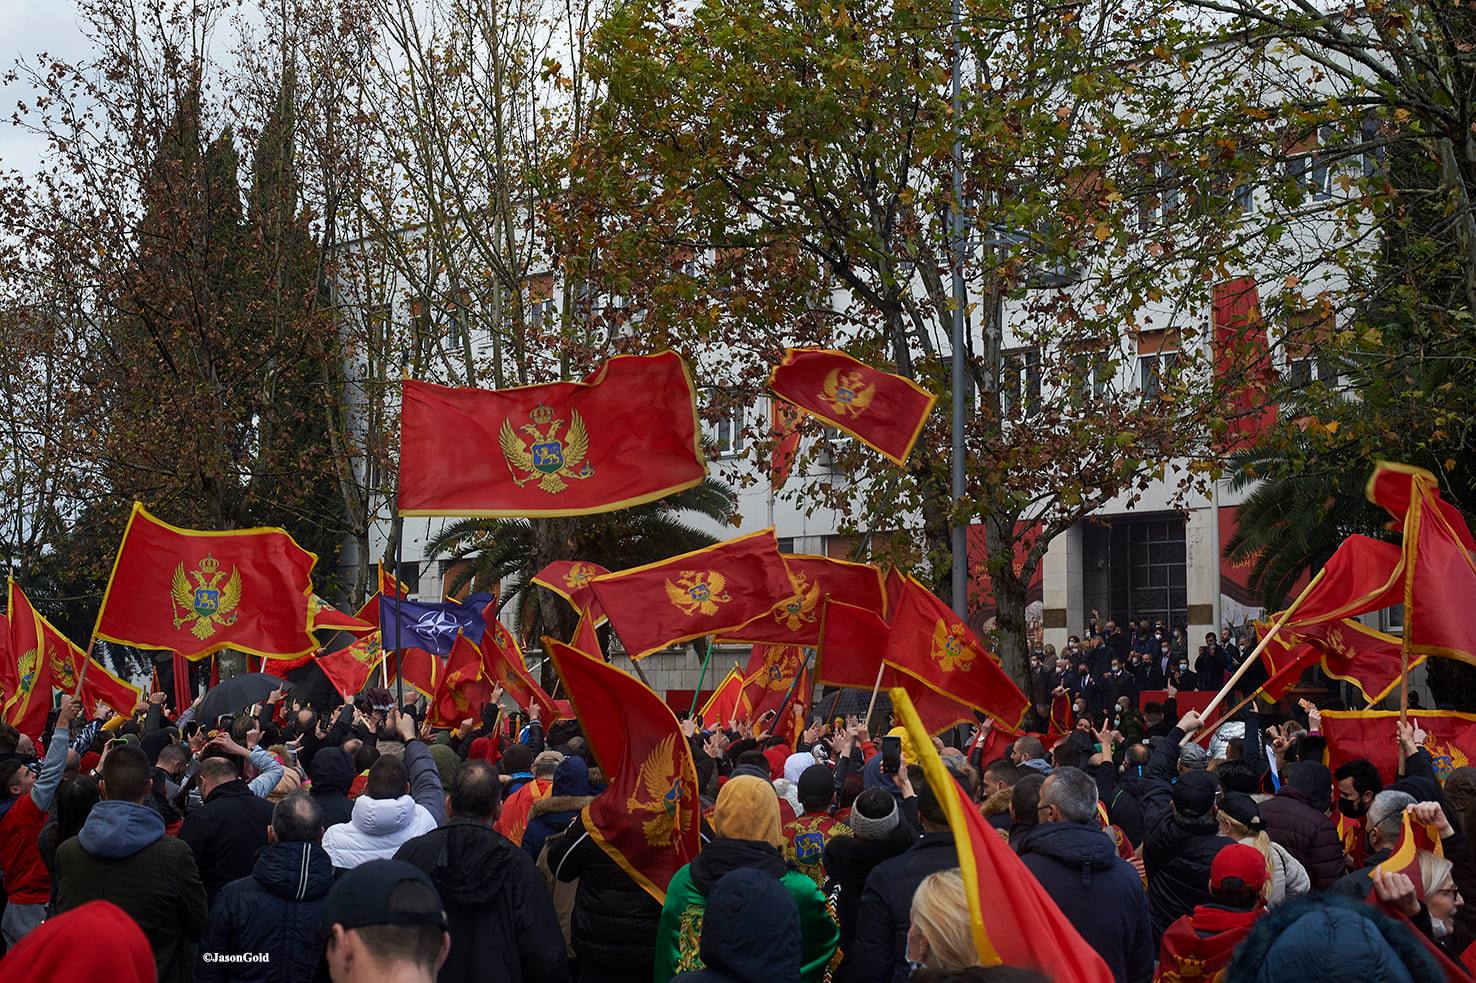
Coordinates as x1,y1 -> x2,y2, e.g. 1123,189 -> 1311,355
425,477 -> 740,649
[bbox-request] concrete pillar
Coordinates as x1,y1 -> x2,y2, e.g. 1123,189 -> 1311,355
1042,523 -> 1084,652
1185,506 -> 1216,643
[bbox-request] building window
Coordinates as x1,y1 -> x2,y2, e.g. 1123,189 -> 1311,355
1125,519 -> 1187,629
1139,351 -> 1178,400
445,303 -> 468,347
1285,354 -> 1338,387
1285,128 -> 1332,200
1002,348 -> 1041,418
1071,352 -> 1110,403
705,403 -> 745,458
366,304 -> 390,353
777,537 -> 795,554
1361,118 -> 1386,178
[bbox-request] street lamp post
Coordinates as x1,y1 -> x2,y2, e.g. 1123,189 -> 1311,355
949,0 -> 969,621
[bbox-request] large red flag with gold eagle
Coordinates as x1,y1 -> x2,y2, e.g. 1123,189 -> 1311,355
399,351 -> 706,518
892,688 -> 1114,982
317,632 -> 386,696
1260,618 -> 1416,703
721,554 -> 885,648
739,644 -> 807,720
532,560 -> 611,624
589,529 -> 793,660
545,637 -> 701,902
4,582 -> 53,735
1322,709 -> 1476,782
885,577 -> 1029,729
769,348 -> 936,465
93,503 -> 317,660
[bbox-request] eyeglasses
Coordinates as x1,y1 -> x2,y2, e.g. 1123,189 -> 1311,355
1430,885 -> 1460,901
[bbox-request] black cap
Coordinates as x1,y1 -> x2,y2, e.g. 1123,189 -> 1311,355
1172,769 -> 1220,818
319,859 -> 447,932
1219,790 -> 1264,832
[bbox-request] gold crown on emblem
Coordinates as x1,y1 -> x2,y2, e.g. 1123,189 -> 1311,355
530,404 -> 555,425
199,553 -> 220,575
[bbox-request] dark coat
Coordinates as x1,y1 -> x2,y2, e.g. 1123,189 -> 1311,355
177,779 -> 275,909
1139,728 -> 1235,942
522,794 -> 594,862
671,867 -> 801,983
1223,892 -> 1441,983
1093,763 -> 1146,849
1258,786 -> 1345,891
546,811 -> 663,982
849,831 -> 958,983
821,823 -> 918,982
1103,670 -> 1137,715
55,800 -> 208,983
196,841 -> 334,983
308,748 -> 355,828
1017,821 -> 1154,983
394,818 -> 570,983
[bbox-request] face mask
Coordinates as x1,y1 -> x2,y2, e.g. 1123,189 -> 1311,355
1178,663 -> 1189,672
1338,795 -> 1370,819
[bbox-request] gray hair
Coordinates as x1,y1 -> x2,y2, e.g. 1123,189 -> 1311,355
1041,766 -> 1099,824
532,750 -> 565,778
1368,790 -> 1415,843
272,792 -> 323,843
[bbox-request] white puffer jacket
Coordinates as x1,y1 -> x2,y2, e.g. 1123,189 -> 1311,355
323,793 -> 439,870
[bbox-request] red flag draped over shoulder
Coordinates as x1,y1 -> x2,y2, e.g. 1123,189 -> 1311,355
398,351 -> 706,518
93,503 -> 317,660
891,688 -> 1115,982
886,577 -> 1029,729
721,554 -> 885,647
544,637 -> 701,902
1322,709 -> 1476,782
769,348 -> 936,465
532,560 -> 611,624
589,529 -> 793,660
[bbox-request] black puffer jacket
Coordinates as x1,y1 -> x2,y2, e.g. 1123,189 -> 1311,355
195,841 -> 334,983
821,823 -> 916,982
547,811 -> 664,983
1139,729 -> 1234,942
395,818 -> 569,983
177,780 -> 275,909
849,831 -> 958,983
308,748 -> 355,828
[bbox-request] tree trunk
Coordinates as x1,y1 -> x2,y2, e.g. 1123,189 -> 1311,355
985,514 -> 1029,688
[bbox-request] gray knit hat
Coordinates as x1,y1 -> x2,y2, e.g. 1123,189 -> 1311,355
847,787 -> 900,839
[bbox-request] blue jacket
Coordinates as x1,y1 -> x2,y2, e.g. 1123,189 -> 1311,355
522,757 -> 594,861
1017,821 -> 1153,983
672,868 -> 801,983
849,831 -> 954,983
196,841 -> 334,983
1224,892 -> 1441,983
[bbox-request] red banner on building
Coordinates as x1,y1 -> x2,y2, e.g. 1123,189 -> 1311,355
399,351 -> 706,518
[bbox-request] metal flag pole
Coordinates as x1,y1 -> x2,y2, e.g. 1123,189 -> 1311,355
772,646 -> 817,731
948,0 -> 969,623
689,636 -> 716,719
392,517 -> 405,708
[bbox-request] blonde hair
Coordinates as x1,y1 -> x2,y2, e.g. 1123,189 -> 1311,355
1217,813 -> 1275,900
910,869 -> 980,972
1418,850 -> 1455,897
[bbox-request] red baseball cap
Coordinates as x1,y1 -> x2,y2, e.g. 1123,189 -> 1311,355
1211,843 -> 1268,893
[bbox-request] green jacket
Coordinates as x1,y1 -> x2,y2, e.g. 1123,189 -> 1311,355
654,858 -> 839,982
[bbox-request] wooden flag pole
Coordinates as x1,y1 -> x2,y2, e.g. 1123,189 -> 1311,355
71,639 -> 95,700
863,660 -> 887,733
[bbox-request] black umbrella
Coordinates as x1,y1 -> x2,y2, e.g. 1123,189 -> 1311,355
197,672 -> 288,725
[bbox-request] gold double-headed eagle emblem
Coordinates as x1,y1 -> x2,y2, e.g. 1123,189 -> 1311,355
664,571 -> 731,617
563,562 -> 599,590
171,553 -> 241,640
773,571 -> 821,631
627,733 -> 690,847
819,368 -> 875,418
499,404 -> 594,494
931,619 -> 979,672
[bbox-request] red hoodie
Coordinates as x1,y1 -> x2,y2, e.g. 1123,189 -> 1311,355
0,901 -> 154,983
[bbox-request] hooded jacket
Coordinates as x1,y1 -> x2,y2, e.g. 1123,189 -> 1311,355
195,841 -> 334,983
394,818 -> 570,983
671,867 -> 803,983
54,799 -> 208,983
321,739 -> 445,870
307,747 -> 354,827
1223,892 -> 1441,983
1016,821 -> 1154,983
523,757 -> 595,861
0,899 -> 155,983
1258,772 -> 1346,891
177,778 -> 276,909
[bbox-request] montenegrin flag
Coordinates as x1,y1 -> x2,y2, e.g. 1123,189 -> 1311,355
885,577 -> 1029,729
1260,617 -> 1416,703
430,632 -> 493,727
589,529 -> 794,660
480,605 -> 562,722
317,631 -> 387,696
532,560 -> 611,625
769,348 -> 936,465
4,582 -> 54,735
93,503 -> 317,661
399,351 -> 706,518
817,601 -> 973,734
545,637 -> 701,902
309,595 -> 377,635
739,644 -> 807,721
698,664 -> 748,726
720,554 -> 886,648
891,687 -> 1115,982
1322,709 -> 1476,785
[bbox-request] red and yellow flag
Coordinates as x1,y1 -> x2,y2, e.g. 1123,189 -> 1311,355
571,614 -> 603,658
1322,709 -> 1476,781
1266,534 -> 1403,637
769,348 -> 936,465
317,632 -> 386,697
77,654 -> 143,720
532,560 -> 611,625
721,554 -> 885,648
481,609 -> 562,721
310,595 -> 377,635
885,577 -> 1029,729
817,601 -> 973,734
4,583 -> 53,734
892,688 -> 1114,982
378,563 -> 411,599
93,503 -> 317,660
399,351 -> 706,518
545,637 -> 701,902
396,647 -> 440,701
589,529 -> 794,660
1366,810 -> 1443,906
1262,618 -> 1416,703
769,398 -> 803,490
0,613 -> 11,700
698,664 -> 748,726
429,633 -> 492,726
739,644 -> 807,721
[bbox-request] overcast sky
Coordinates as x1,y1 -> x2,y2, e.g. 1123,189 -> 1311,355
2,0 -> 91,175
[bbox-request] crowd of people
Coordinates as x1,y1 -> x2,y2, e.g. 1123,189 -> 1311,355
0,653 -> 1472,983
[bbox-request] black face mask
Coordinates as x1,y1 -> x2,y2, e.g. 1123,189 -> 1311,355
1338,794 -> 1370,819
